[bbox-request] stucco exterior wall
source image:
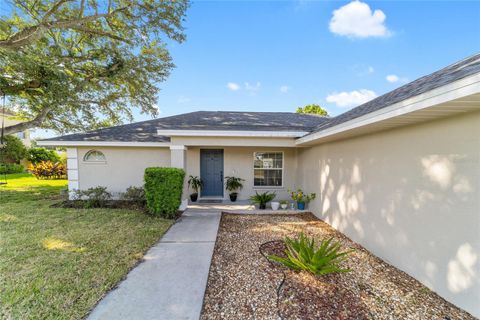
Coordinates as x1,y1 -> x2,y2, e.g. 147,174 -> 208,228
296,111 -> 480,316
77,147 -> 170,193
186,147 -> 299,200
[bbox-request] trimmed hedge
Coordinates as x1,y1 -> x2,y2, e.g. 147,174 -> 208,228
0,163 -> 24,174
144,167 -> 185,218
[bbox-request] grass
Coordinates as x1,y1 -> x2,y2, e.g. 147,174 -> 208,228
0,173 -> 173,319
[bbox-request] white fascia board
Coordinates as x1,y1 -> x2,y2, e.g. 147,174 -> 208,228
37,141 -> 171,147
296,72 -> 480,145
156,130 -> 309,138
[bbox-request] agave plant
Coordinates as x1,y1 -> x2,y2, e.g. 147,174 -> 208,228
269,233 -> 353,276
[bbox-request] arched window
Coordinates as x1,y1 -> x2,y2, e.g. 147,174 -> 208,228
83,150 -> 106,162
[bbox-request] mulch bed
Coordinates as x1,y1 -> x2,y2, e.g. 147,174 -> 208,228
201,213 -> 476,320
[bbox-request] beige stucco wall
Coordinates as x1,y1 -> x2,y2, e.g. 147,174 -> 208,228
77,147 -> 170,193
186,147 -> 299,201
296,111 -> 480,316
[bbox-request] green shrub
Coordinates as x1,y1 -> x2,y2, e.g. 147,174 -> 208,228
269,233 -> 353,276
72,186 -> 112,208
144,167 -> 185,218
121,186 -> 146,203
2,135 -> 27,163
27,147 -> 61,164
0,163 -> 24,174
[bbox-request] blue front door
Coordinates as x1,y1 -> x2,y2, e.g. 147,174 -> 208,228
200,149 -> 224,197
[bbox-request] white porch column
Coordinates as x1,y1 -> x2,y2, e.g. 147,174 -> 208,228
66,147 -> 79,200
170,145 -> 188,210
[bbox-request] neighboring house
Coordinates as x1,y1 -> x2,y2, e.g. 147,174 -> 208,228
39,54 -> 480,316
1,109 -> 32,147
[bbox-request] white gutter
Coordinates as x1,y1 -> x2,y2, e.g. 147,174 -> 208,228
296,72 -> 480,145
156,130 -> 309,138
37,141 -> 171,147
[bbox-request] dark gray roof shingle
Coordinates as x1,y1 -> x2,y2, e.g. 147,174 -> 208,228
43,53 -> 480,143
43,111 -> 328,142
311,53 -> 480,133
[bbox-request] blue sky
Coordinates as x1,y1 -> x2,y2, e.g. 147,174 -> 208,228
33,0 -> 480,137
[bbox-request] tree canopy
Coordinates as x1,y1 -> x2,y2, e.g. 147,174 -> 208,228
0,0 -> 189,135
296,104 -> 329,117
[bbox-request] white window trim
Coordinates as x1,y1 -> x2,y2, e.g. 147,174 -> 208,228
252,151 -> 284,188
83,150 -> 107,164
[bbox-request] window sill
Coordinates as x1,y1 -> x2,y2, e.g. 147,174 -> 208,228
83,161 -> 107,165
253,186 -> 284,190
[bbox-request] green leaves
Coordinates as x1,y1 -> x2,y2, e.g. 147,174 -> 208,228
144,167 -> 185,218
187,175 -> 203,193
296,104 -> 329,117
225,176 -> 244,192
249,191 -> 276,206
1,0 -> 189,134
269,233 -> 353,276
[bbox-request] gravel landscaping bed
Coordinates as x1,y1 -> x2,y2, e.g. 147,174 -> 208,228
201,213 -> 475,320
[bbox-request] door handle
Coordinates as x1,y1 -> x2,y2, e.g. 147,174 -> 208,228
220,171 -> 223,182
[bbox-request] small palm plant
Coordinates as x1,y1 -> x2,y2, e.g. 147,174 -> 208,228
187,175 -> 203,202
225,176 -> 245,202
249,191 -> 276,209
269,233 -> 353,276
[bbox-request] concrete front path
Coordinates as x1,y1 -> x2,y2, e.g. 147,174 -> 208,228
88,209 -> 221,320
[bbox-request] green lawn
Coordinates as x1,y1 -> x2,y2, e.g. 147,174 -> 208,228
0,173 -> 173,319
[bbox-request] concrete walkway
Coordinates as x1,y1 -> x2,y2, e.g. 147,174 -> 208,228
88,209 -> 221,320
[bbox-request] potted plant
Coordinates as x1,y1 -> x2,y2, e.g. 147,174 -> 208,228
187,175 -> 203,202
225,176 -> 245,202
280,200 -> 288,210
271,201 -> 280,210
250,191 -> 276,210
290,189 -> 316,210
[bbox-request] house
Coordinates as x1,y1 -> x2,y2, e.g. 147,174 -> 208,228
39,53 -> 480,316
1,109 -> 32,147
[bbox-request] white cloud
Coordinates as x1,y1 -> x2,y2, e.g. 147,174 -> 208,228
244,81 -> 261,93
329,1 -> 391,38
386,74 -> 408,83
280,85 -> 290,93
368,66 -> 375,73
386,74 -> 399,83
226,82 -> 240,91
326,89 -> 377,108
177,96 -> 191,104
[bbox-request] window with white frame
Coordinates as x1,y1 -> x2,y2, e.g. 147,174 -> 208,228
253,152 -> 283,187
83,150 -> 106,162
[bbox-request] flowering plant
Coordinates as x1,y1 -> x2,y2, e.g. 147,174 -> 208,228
289,189 -> 316,203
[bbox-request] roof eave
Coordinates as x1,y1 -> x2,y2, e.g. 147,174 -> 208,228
296,72 -> 480,146
37,141 -> 171,147
156,129 -> 310,138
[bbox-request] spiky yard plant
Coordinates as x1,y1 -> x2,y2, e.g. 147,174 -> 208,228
249,191 -> 276,209
269,233 -> 353,276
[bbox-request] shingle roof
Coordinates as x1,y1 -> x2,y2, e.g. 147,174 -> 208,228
43,53 -> 480,143
311,53 -> 480,133
43,111 -> 328,142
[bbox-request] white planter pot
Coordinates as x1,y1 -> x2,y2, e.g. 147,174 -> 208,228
271,201 -> 280,210
280,203 -> 288,210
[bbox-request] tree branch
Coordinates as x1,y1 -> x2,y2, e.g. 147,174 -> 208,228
4,107 -> 51,135
43,0 -> 72,23
69,26 -> 130,43
0,6 -> 130,50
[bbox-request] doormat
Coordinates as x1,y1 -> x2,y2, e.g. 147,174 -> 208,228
198,199 -> 223,203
